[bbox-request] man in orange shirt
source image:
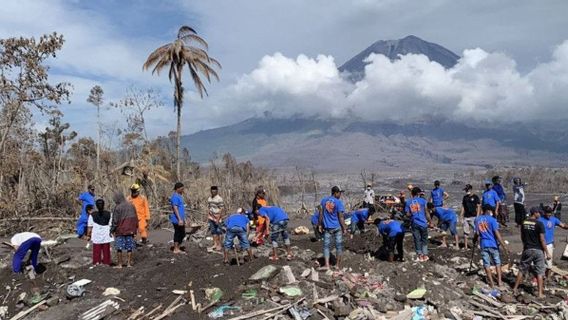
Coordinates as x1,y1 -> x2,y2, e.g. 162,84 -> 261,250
252,187 -> 268,245
128,183 -> 151,244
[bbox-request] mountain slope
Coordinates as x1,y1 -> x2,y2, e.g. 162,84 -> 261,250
339,35 -> 460,81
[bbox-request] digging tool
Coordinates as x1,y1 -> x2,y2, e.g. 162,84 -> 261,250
468,245 -> 477,274
234,247 -> 240,266
2,241 -> 15,249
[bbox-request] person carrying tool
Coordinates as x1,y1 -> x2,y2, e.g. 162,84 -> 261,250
257,205 -> 292,261
223,209 -> 253,264
513,207 -> 550,298
512,177 -> 527,227
10,232 -> 42,273
538,206 -> 568,279
461,184 -> 481,250
127,183 -> 151,244
482,180 -> 501,217
429,180 -> 449,208
427,203 -> 459,249
377,216 -> 405,262
405,187 -> 432,262
319,186 -> 348,270
473,204 -> 508,289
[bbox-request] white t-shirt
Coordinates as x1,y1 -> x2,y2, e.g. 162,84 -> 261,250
208,195 -> 225,215
87,215 -> 114,244
364,189 -> 375,204
11,232 -> 41,247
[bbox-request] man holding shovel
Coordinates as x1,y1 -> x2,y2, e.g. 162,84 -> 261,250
473,204 -> 509,289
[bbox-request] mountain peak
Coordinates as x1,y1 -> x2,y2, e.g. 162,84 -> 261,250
339,35 -> 460,81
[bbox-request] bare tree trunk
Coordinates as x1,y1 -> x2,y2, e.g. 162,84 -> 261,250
176,102 -> 181,181
96,104 -> 101,182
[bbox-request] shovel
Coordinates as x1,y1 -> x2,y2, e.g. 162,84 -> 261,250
467,245 -> 477,275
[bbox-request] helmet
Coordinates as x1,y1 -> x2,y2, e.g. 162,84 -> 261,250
130,183 -> 141,191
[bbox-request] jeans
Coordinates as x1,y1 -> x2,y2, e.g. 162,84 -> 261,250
480,247 -> 501,267
224,227 -> 250,250
270,220 -> 290,248
439,219 -> 457,236
411,224 -> 428,256
13,237 -> 41,273
323,228 -> 343,259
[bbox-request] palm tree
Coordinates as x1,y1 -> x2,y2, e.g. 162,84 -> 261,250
143,26 -> 220,180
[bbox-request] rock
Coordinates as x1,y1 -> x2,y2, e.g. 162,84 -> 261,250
280,266 -> 297,284
271,296 -> 281,303
294,226 -> 309,235
249,265 -> 279,282
332,302 -> 351,317
103,288 -> 121,296
46,296 -> 60,307
394,294 -> 407,303
279,286 -> 302,297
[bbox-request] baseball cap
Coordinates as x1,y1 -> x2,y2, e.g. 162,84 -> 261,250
331,186 -> 344,193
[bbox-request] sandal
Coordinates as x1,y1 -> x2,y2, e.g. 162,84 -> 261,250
269,256 -> 279,261
286,254 -> 293,261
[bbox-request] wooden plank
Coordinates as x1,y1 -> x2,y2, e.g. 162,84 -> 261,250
472,291 -> 504,308
10,300 -> 47,320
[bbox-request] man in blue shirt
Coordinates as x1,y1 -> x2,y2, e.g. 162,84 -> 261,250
538,206 -> 568,279
429,180 -> 449,208
258,205 -> 292,261
492,176 -> 509,227
318,186 -> 347,270
405,187 -> 432,262
311,206 -> 323,241
349,207 -> 371,238
377,216 -> 405,262
482,180 -> 501,218
427,203 -> 459,249
170,182 -> 186,254
224,209 -> 253,264
473,204 -> 508,289
76,185 -> 96,238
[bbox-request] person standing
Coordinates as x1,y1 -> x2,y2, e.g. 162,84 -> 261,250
252,186 -> 268,245
513,207 -> 550,298
111,192 -> 138,268
482,180 -> 501,217
553,196 -> 562,221
257,206 -> 292,261
207,186 -> 225,251
461,184 -> 481,250
86,200 -> 113,266
363,184 -> 375,209
319,186 -> 348,270
127,183 -> 151,244
473,204 -> 508,289
76,185 -> 96,238
492,176 -> 509,226
406,187 -> 432,262
10,232 -> 42,273
223,209 -> 253,264
512,177 -> 527,227
170,182 -> 186,254
377,217 -> 405,262
538,206 -> 568,279
429,180 -> 449,208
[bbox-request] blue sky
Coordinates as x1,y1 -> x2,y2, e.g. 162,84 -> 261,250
1,0 -> 567,140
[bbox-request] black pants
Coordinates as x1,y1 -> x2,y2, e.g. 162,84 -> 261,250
173,224 -> 186,244
514,203 -> 527,225
385,233 -> 404,260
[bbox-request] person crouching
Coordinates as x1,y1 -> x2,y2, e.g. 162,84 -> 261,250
377,216 -> 405,262
223,209 -> 254,264
11,232 -> 42,273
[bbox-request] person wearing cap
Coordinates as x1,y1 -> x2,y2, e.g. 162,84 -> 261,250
319,186 -> 348,270
86,199 -> 113,265
553,196 -> 562,221
208,186 -> 225,251
170,182 -> 186,254
461,184 -> 481,250
251,186 -> 268,245
377,216 -> 405,262
473,204 -> 508,289
538,206 -> 568,279
427,203 -> 459,249
513,177 -> 527,227
76,184 -> 96,238
492,176 -> 509,227
349,207 -> 372,238
513,207 -> 550,298
429,180 -> 449,208
363,184 -> 375,209
405,186 -> 432,262
482,180 -> 501,217
10,232 -> 42,273
127,183 -> 151,244
257,206 -> 292,261
223,209 -> 253,264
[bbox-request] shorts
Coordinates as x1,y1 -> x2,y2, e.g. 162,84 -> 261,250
224,227 -> 250,250
114,235 -> 135,252
463,217 -> 476,237
480,247 -> 501,267
546,244 -> 554,269
439,219 -> 457,236
208,220 -> 224,236
270,220 -> 290,248
519,248 -> 545,276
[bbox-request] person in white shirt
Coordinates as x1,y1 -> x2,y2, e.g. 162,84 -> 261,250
10,232 -> 42,273
364,184 -> 375,210
86,200 -> 114,265
207,186 -> 225,251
